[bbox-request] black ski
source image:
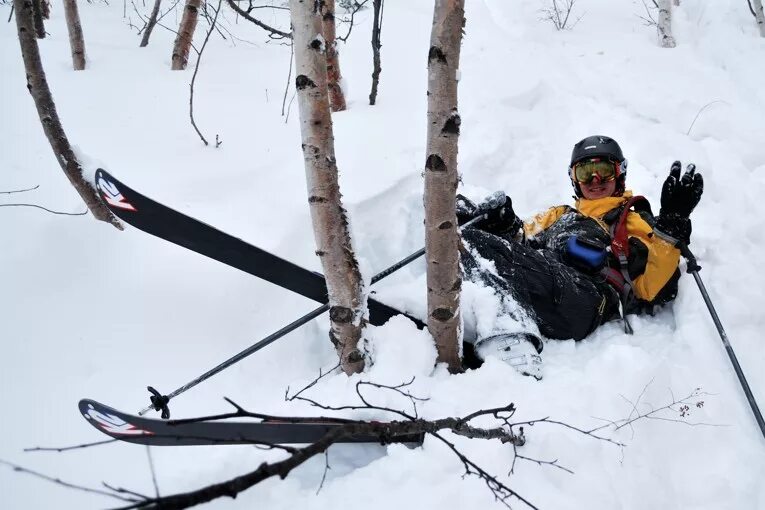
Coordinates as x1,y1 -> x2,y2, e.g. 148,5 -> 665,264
94,169 -> 413,327
80,399 -> 423,446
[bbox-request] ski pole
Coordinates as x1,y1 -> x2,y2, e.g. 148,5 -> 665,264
140,214 -> 487,417
678,243 -> 765,440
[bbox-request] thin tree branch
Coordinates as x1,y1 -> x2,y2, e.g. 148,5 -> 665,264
25,438 -> 121,452
686,100 -> 729,135
0,203 -> 88,216
281,37 -> 293,116
0,458 -> 140,503
0,184 -> 39,194
189,0 -> 222,146
224,0 -> 291,39
336,0 -> 367,42
145,446 -> 161,498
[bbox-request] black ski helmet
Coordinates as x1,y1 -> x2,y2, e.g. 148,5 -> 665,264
569,135 -> 627,198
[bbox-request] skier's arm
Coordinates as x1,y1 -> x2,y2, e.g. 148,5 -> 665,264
523,206 -> 568,238
626,214 -> 681,302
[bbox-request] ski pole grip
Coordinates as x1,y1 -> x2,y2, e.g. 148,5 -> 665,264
147,386 -> 171,419
676,241 -> 701,273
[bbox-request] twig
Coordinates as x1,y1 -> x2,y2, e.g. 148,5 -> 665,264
189,0 -> 223,146
315,451 -> 330,495
513,454 -> 574,475
336,0 -> 368,42
223,0 -> 291,39
0,204 -> 88,216
145,446 -> 160,498
281,38 -> 294,116
285,362 -> 341,401
430,432 -> 538,510
284,89 -> 296,123
686,100 -> 729,136
24,439 -> 120,452
0,458 -> 140,503
1,184 -> 39,194
102,482 -> 151,501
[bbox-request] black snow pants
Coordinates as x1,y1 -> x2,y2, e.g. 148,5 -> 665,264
461,228 -> 619,341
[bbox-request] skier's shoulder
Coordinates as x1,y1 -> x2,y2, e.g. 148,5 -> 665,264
523,204 -> 572,237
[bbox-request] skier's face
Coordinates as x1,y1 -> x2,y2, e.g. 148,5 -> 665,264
580,174 -> 617,199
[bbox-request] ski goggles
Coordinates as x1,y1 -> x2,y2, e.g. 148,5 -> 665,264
572,159 -> 619,184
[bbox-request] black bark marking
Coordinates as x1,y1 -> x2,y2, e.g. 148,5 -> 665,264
431,308 -> 454,322
347,349 -> 364,363
296,75 -> 316,90
315,250 -> 326,257
308,196 -> 328,203
450,278 -> 462,292
310,38 -> 323,51
438,221 -> 453,230
425,154 -> 446,172
442,113 -> 461,135
428,46 -> 447,64
330,306 -> 354,323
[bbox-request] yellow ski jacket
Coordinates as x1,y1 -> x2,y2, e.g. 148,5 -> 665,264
523,191 -> 680,302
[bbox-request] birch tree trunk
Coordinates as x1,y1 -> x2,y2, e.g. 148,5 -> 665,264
753,0 -> 765,37
31,0 -> 45,38
657,0 -> 676,48
13,0 -> 121,228
289,0 -> 365,375
140,0 -> 163,47
423,0 -> 465,373
63,0 -> 86,70
171,0 -> 201,70
322,0 -> 346,112
369,0 -> 383,105
41,0 -> 50,19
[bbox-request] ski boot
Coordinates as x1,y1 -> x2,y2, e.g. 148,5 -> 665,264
474,332 -> 544,380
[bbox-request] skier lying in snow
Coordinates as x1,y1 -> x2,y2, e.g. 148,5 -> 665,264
458,135 -> 704,379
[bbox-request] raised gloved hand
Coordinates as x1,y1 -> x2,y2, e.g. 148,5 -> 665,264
474,191 -> 523,234
655,161 -> 704,245
456,191 -> 522,235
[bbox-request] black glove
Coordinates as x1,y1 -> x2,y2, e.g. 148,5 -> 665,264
472,191 -> 522,234
456,194 -> 479,226
655,161 -> 703,245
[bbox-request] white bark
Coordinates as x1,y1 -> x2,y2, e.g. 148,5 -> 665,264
289,0 -> 365,374
657,0 -> 676,48
322,0 -> 346,111
753,0 -> 765,38
423,0 -> 465,373
63,0 -> 86,70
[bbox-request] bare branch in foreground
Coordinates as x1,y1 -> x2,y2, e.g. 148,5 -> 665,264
15,377 -> 719,510
0,203 -> 88,216
0,184 -> 40,194
0,458 -> 143,503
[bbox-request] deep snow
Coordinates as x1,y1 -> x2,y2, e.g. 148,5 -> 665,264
1,0 -> 764,509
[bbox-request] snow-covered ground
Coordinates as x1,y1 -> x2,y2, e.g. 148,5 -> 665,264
2,0 -> 764,508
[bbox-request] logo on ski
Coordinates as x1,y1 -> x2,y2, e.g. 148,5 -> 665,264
96,173 -> 137,212
84,404 -> 152,436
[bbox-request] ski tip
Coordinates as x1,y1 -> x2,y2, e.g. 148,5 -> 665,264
79,399 -> 156,439
94,170 -> 138,214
